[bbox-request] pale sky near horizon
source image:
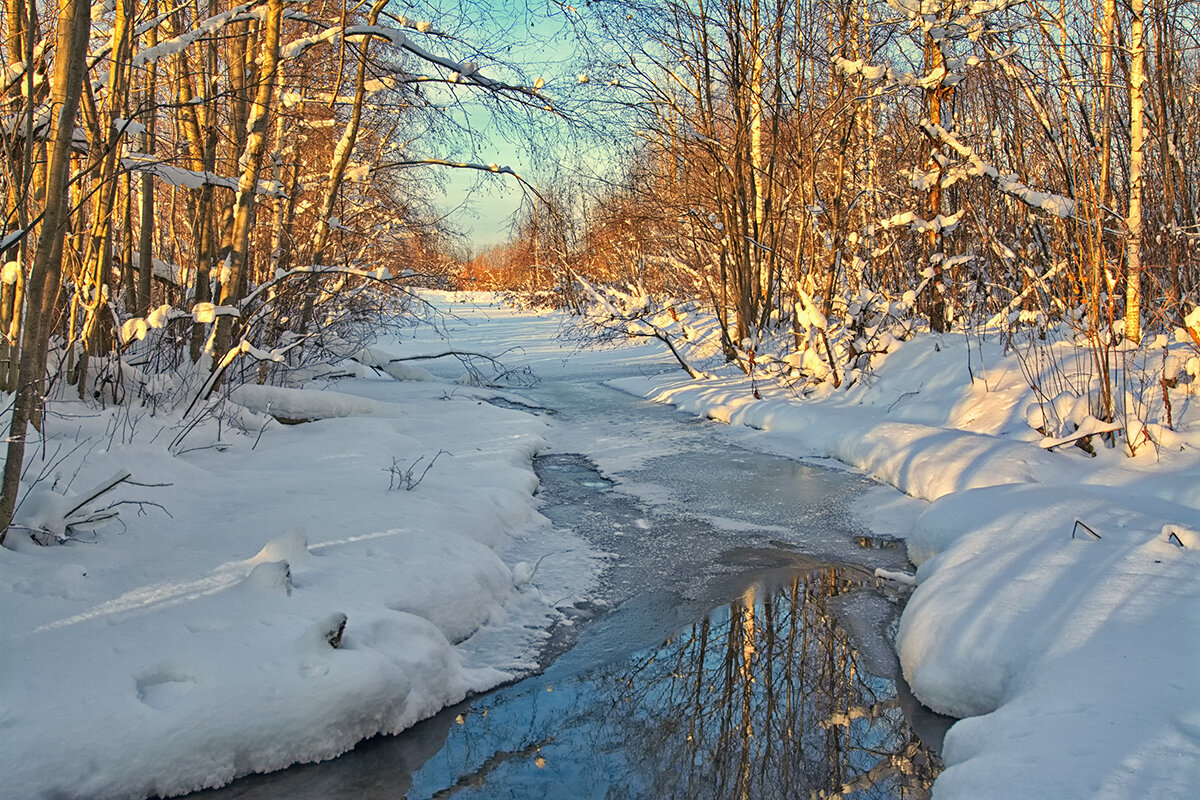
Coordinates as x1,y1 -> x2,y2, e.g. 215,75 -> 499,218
420,1 -> 602,253
437,151 -> 530,252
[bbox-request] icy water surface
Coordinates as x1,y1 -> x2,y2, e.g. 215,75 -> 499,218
192,449 -> 947,800
342,570 -> 931,799
192,570 -> 941,800
189,303 -> 949,799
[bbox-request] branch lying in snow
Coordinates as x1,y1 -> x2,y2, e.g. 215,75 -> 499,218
386,350 -> 503,364
1039,418 -> 1123,452
392,350 -> 537,388
62,471 -> 132,519
10,471 -> 169,545
874,568 -> 917,587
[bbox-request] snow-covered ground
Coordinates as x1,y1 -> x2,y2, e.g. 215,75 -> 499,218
4,291 -> 1198,799
1,295 -> 610,799
614,323 -> 1200,798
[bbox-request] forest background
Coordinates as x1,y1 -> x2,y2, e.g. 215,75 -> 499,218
2,0 -> 1199,536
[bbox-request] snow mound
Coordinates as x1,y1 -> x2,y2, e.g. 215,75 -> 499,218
899,484 -> 1200,796
1,340 -> 575,799
623,325 -> 1200,799
229,384 -> 385,420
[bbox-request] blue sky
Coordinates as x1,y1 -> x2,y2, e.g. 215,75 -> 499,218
437,148 -> 530,251
417,1 -> 601,252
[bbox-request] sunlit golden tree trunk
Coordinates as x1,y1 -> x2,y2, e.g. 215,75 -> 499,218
75,0 -> 135,391
136,0 -> 159,318
298,0 -> 388,338
0,0 -> 91,539
923,29 -> 951,333
1124,0 -> 1145,343
213,0 -> 284,360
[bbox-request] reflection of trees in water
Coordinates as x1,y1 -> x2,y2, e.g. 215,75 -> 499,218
615,568 -> 941,799
429,735 -> 552,800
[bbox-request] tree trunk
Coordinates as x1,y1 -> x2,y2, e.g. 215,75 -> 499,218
1124,0 -> 1145,344
212,0 -> 284,361
297,0 -> 387,337
75,0 -> 134,390
137,0 -> 158,318
0,0 -> 91,540
924,30 -> 950,333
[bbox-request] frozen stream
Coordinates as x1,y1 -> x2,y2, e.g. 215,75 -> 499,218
189,300 -> 950,799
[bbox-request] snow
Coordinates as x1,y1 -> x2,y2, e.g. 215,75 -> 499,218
612,322 -> 1200,799
123,154 -> 286,198
132,2 -> 259,67
229,384 -> 386,420
3,292 -> 1198,798
0,302 -> 596,798
0,228 -> 24,253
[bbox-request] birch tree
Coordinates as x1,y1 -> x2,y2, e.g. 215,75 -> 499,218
1123,0 -> 1145,344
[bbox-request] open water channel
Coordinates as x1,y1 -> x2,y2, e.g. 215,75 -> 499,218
189,301 -> 951,799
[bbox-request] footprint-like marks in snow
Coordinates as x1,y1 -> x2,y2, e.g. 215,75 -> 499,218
135,668 -> 198,710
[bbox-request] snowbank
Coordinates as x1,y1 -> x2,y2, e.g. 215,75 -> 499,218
0,359 -> 579,799
619,332 -> 1200,798
5,295 -> 1198,799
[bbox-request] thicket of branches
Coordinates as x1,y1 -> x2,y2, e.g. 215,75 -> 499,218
0,0 -> 561,536
483,0 -> 1200,413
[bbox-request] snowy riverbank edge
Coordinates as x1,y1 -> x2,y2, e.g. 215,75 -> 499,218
0,356 -> 600,799
613,332 -> 1200,799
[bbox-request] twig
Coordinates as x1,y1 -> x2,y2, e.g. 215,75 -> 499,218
886,388 -> 921,413
64,471 -> 133,519
385,449 -> 452,490
251,416 -> 272,450
94,499 -> 174,519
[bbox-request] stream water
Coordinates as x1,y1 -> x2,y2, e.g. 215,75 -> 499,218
188,304 -> 951,798
193,446 -> 948,799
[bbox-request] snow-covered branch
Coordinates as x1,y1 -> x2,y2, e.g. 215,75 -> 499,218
132,1 -> 266,68
279,22 -> 551,106
238,262 -> 398,308
122,154 -> 286,198
917,120 -> 1075,218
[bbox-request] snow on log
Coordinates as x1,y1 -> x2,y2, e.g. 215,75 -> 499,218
250,528 -> 311,566
1039,417 -> 1123,450
242,560 -> 293,596
229,384 -> 383,423
874,568 -> 917,586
